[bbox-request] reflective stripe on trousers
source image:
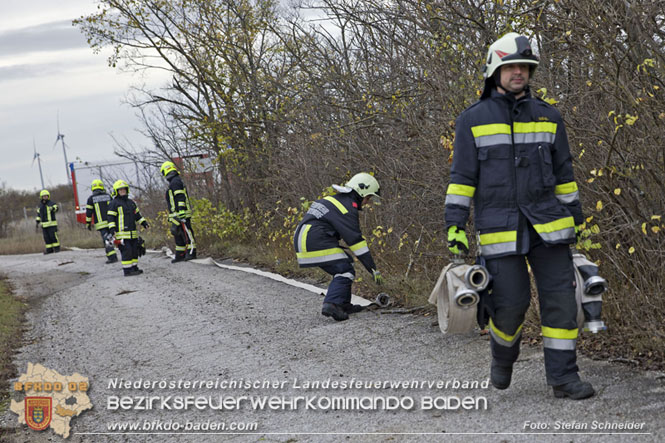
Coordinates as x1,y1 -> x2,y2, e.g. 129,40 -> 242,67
486,226 -> 580,386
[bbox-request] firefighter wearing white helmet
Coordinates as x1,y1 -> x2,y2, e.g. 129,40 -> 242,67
445,33 -> 593,399
35,189 -> 60,254
160,160 -> 196,262
107,180 -> 149,276
293,173 -> 383,321
85,179 -> 117,263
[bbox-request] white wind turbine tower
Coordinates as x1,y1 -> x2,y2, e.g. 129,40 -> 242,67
53,112 -> 72,186
32,138 -> 45,189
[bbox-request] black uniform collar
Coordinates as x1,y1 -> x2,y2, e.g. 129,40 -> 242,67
489,84 -> 532,102
481,79 -> 532,100
348,190 -> 364,210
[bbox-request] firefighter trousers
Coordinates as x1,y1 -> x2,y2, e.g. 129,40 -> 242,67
42,226 -> 60,253
119,238 -> 139,275
320,261 -> 356,305
173,219 -> 196,256
98,227 -> 117,259
486,226 -> 580,386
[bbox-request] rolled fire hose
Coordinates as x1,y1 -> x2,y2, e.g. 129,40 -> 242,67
428,260 -> 490,334
572,252 -> 608,333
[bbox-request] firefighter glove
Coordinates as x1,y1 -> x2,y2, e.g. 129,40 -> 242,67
142,221 -> 149,229
447,226 -> 469,255
372,269 -> 384,285
35,220 -> 40,226
86,223 -> 92,231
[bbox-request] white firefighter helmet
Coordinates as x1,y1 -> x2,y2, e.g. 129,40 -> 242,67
332,172 -> 380,198
483,32 -> 539,79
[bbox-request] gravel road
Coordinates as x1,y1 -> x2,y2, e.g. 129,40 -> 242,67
0,249 -> 662,442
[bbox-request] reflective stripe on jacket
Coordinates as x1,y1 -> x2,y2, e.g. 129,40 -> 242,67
36,201 -> 58,228
165,174 -> 192,224
293,192 -> 376,273
85,190 -> 112,230
445,87 -> 583,258
107,196 -> 146,240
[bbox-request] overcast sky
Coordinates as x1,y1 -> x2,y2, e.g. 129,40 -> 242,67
0,0 -> 167,192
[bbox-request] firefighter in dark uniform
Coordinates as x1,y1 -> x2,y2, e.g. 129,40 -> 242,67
445,33 -> 593,399
107,180 -> 149,276
160,161 -> 196,263
35,189 -> 60,254
293,173 -> 383,321
85,179 -> 118,264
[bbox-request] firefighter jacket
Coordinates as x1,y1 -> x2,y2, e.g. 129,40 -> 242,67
85,189 -> 112,230
293,191 -> 377,273
107,195 -> 146,240
445,87 -> 584,259
36,201 -> 59,228
165,174 -> 192,225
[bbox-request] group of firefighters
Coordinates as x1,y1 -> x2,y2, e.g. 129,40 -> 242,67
35,33 -> 596,400
36,161 -> 195,276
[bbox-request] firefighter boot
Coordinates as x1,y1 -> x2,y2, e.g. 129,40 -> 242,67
341,303 -> 365,314
106,255 -> 118,264
131,265 -> 144,275
171,252 -> 186,263
185,248 -> 197,261
44,248 -> 54,255
54,246 -> 61,253
321,303 -> 349,321
552,380 -> 595,400
490,360 -> 513,390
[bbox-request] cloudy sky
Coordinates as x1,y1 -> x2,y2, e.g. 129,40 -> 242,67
0,0 -> 167,192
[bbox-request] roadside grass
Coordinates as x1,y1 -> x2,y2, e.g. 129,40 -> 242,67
0,223 -> 101,255
0,278 -> 26,415
0,223 -> 162,256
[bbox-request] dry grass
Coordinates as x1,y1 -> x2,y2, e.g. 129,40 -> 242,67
0,211 -> 165,256
0,222 -> 101,255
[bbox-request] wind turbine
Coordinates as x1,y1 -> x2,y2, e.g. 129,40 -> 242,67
32,138 -> 45,189
53,111 -> 72,186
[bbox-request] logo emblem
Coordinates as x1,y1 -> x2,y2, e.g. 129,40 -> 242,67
495,50 -> 509,59
25,397 -> 52,431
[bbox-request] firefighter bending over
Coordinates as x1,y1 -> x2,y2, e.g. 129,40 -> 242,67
294,173 -> 384,321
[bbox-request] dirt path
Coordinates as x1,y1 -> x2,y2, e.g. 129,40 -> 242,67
0,249 -> 662,442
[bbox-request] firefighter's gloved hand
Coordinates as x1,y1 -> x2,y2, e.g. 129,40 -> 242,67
35,220 -> 40,226
86,223 -> 92,231
142,221 -> 149,229
447,226 -> 469,255
372,269 -> 384,285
